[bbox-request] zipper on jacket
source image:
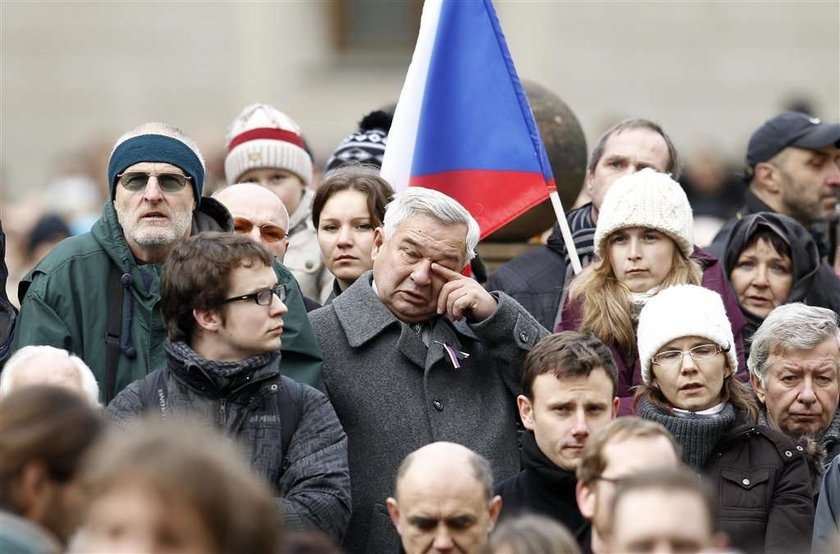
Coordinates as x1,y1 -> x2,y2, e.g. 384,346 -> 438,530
219,399 -> 227,426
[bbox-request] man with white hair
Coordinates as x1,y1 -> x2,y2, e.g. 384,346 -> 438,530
12,122 -> 231,404
750,303 -> 840,477
0,345 -> 99,405
309,187 -> 547,553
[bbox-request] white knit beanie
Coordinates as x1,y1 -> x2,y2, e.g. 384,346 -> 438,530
637,284 -> 737,385
593,168 -> 694,260
224,103 -> 312,186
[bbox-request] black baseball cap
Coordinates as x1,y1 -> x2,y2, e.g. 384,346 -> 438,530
746,112 -> 840,168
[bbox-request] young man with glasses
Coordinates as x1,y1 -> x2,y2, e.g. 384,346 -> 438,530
494,331 -> 618,534
107,232 -> 351,542
575,417 -> 682,554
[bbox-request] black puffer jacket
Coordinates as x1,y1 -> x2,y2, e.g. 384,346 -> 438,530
107,341 -> 352,541
704,416 -> 814,554
640,401 -> 814,554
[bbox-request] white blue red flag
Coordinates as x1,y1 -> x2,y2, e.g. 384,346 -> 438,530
381,0 -> 558,239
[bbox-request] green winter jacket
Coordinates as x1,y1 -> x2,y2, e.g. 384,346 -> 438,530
12,199 -> 323,401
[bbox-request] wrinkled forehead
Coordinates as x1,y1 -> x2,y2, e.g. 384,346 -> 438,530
768,337 -> 840,369
392,215 -> 468,261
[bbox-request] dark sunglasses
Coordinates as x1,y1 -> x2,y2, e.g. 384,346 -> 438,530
117,171 -> 191,193
223,283 -> 286,306
233,217 -> 287,243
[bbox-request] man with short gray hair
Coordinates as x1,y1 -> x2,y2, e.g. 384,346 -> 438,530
309,187 -> 547,553
386,442 -> 502,554
750,303 -> 840,473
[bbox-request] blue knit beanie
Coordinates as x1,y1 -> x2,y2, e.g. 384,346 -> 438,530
107,134 -> 205,201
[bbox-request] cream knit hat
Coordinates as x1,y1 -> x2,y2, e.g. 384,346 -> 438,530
224,103 -> 312,186
593,168 -> 694,260
637,284 -> 737,385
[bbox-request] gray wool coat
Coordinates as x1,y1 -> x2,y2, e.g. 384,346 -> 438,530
309,272 -> 548,554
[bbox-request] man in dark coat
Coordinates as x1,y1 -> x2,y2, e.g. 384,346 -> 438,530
707,112 -> 840,270
309,187 -> 548,554
107,233 -> 351,542
494,331 -> 618,534
488,118 -> 679,329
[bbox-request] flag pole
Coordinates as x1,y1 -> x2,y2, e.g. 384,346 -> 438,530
548,190 -> 582,275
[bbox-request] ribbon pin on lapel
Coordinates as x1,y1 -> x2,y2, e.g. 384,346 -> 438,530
433,341 -> 470,369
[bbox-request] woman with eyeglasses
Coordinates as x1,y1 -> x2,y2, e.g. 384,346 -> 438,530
635,284 -> 813,554
724,212 -> 840,358
312,167 -> 394,303
556,169 -> 746,414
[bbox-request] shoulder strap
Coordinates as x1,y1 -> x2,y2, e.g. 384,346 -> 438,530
279,377 -> 305,472
105,265 -> 124,404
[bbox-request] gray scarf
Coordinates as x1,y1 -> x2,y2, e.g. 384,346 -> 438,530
638,397 -> 736,468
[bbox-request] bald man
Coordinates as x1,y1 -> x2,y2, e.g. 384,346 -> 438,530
386,442 -> 502,554
214,183 -> 290,262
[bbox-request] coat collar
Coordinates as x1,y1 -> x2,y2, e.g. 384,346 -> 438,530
332,272 -> 478,370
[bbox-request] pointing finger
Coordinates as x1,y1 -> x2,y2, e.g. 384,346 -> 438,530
430,262 -> 464,282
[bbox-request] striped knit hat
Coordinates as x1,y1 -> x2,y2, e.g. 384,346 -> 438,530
224,103 -> 312,186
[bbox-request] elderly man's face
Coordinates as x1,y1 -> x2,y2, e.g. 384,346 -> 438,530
114,162 -> 195,262
371,214 -> 467,324
216,185 -> 289,262
387,466 -> 501,554
753,336 -> 840,438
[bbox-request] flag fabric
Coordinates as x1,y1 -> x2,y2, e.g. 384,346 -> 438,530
381,0 -> 556,238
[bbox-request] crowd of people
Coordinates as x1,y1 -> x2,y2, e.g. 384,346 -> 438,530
0,101 -> 839,554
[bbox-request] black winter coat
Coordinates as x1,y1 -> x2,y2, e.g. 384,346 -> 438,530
107,342 -> 352,541
701,416 -> 814,554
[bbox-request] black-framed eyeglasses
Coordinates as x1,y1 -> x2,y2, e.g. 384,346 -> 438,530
652,343 -> 728,368
233,217 -> 287,243
117,171 -> 191,193
222,284 -> 286,306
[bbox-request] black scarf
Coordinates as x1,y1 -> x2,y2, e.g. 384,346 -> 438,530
638,397 -> 736,469
514,431 -> 584,530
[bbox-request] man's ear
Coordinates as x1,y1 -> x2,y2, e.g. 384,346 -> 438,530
576,480 -> 596,519
751,372 -> 767,404
585,169 -> 595,192
517,395 -> 535,431
18,460 -> 51,522
371,227 -> 385,261
611,396 -> 620,419
386,497 -> 401,532
753,163 -> 782,194
193,307 -> 222,333
486,495 -> 503,532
